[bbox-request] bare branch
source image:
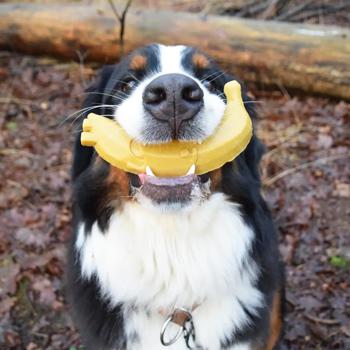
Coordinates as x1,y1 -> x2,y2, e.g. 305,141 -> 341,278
263,154 -> 350,187
108,0 -> 133,56
108,0 -> 122,21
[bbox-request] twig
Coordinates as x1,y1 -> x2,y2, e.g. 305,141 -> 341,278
304,314 -> 341,326
0,96 -> 33,105
237,0 -> 268,17
259,0 -> 279,19
108,0 -> 122,22
259,0 -> 290,20
292,3 -> 350,22
0,96 -> 34,120
75,50 -> 88,88
202,0 -> 242,15
262,132 -> 300,160
277,2 -> 350,23
108,0 -> 133,57
263,154 -> 350,187
275,0 -> 314,21
342,326 -> 350,337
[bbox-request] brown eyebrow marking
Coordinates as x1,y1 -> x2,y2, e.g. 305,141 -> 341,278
192,53 -> 210,69
130,55 -> 148,70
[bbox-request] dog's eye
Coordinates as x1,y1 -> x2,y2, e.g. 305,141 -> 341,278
202,80 -> 215,93
121,79 -> 137,93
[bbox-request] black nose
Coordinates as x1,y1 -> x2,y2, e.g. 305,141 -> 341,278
143,73 -> 203,137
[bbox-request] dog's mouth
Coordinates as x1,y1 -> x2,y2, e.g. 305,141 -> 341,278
130,169 -> 210,205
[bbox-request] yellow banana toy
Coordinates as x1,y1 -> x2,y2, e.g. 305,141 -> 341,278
81,80 -> 252,177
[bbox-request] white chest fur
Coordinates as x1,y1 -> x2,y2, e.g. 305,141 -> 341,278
76,194 -> 262,350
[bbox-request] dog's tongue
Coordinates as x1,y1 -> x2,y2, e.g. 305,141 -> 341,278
138,173 -> 197,186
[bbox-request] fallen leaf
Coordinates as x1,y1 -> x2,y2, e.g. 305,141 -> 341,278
333,182 -> 350,198
0,258 -> 20,295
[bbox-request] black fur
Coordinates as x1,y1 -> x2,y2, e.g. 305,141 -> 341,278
66,44 -> 284,350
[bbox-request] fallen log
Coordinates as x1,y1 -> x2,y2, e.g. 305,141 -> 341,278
0,3 -> 349,100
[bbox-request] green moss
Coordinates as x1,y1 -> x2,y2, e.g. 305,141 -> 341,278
6,121 -> 17,130
329,255 -> 350,269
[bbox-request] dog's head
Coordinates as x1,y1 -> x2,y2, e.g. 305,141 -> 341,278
74,44 -> 262,214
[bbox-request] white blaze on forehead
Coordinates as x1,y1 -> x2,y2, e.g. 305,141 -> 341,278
158,44 -> 187,75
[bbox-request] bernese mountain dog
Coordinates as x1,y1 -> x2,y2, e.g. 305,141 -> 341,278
67,44 -> 284,350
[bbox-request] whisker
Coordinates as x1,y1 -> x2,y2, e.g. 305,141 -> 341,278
72,128 -> 83,135
200,71 -> 222,83
69,104 -> 117,127
70,115 -> 124,134
206,71 -> 225,84
128,73 -> 141,83
104,88 -> 130,98
119,195 -> 135,199
59,105 -> 97,127
81,91 -> 127,102
104,78 -> 130,85
243,100 -> 264,105
58,104 -> 116,128
104,78 -> 140,87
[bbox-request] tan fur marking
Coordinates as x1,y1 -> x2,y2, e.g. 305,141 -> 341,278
209,169 -> 222,192
266,290 -> 282,350
108,167 -> 130,198
130,55 -> 147,70
192,53 -> 210,69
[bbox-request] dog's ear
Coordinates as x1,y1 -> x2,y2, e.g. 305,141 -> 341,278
243,135 -> 265,181
72,65 -> 117,181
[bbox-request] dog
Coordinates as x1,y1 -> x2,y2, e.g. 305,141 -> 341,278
67,44 -> 284,350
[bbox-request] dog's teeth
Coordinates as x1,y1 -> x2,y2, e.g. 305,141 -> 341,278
186,164 -> 196,175
146,166 -> 155,176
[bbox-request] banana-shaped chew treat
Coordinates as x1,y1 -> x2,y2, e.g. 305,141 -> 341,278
81,80 -> 252,177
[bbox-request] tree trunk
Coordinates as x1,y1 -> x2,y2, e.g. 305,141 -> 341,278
1,3 -> 349,100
